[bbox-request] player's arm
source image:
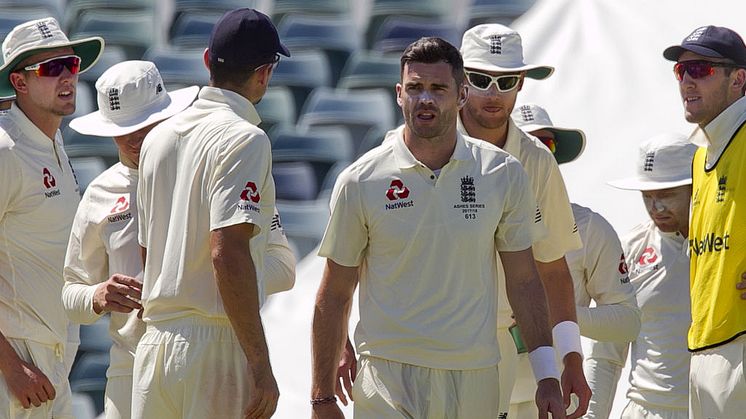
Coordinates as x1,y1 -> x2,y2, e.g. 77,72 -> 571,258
263,208 -> 296,296
311,259 -> 358,419
211,222 -> 278,418
502,248 -> 566,419
583,339 -> 629,418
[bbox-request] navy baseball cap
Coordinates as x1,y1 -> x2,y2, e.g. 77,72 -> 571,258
208,8 -> 290,67
663,25 -> 746,65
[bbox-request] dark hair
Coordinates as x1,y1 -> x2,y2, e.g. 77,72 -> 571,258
400,37 -> 464,86
208,53 -> 278,87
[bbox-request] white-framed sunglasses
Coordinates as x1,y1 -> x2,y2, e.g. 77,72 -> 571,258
464,70 -> 521,92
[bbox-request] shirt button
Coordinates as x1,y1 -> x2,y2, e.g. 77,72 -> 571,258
430,175 -> 435,179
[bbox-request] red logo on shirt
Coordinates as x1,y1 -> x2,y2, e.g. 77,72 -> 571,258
110,196 -> 129,213
638,246 -> 658,266
42,168 -> 56,189
618,253 -> 629,275
386,179 -> 410,201
240,182 -> 261,203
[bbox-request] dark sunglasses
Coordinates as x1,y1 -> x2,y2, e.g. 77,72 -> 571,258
23,55 -> 81,77
673,60 -> 739,81
465,70 -> 521,92
535,135 -> 556,154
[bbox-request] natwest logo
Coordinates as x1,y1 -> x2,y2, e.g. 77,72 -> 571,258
638,246 -> 658,266
110,196 -> 129,213
240,181 -> 261,203
42,168 -> 56,189
618,253 -> 629,275
386,179 -> 410,201
690,232 -> 731,256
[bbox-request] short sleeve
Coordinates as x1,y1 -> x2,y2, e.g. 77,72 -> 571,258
584,212 -> 637,305
495,158 -> 539,252
208,130 -> 272,234
0,150 -> 21,216
317,168 -> 368,267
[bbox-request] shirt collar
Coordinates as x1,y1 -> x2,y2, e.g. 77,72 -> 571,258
8,102 -> 61,147
390,125 -> 472,169
690,95 -> 746,150
194,86 -> 262,126
457,113 -> 522,156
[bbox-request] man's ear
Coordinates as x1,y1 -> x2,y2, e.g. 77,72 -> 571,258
733,67 -> 746,93
9,72 -> 27,94
202,48 -> 210,72
396,83 -> 403,107
458,83 -> 468,109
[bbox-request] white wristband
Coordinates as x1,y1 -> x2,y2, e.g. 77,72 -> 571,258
552,320 -> 583,362
528,346 -> 561,382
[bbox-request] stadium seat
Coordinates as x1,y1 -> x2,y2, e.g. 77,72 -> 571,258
64,0 -> 151,30
79,45 -> 127,85
169,12 -> 222,49
275,200 -> 330,259
467,0 -> 538,28
76,315 -> 115,354
372,16 -> 462,55
69,10 -> 154,60
277,14 -> 361,85
273,162 -> 318,201
272,0 -> 350,23
0,8 -> 57,40
142,47 -> 209,88
297,87 -> 395,158
256,86 -> 296,135
0,1 -> 62,22
365,0 -> 451,49
270,51 -> 332,118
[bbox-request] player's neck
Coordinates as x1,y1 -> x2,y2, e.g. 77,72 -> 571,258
462,117 -> 508,149
403,125 -> 457,171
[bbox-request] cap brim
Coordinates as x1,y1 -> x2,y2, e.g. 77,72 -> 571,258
69,85 -> 199,137
278,42 -> 291,57
0,36 -> 104,98
464,60 -> 554,80
523,124 -> 585,164
607,177 -> 693,191
663,44 -> 725,61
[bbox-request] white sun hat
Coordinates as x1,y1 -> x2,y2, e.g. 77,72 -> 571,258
69,60 -> 199,137
460,23 -> 554,80
511,103 -> 585,164
0,17 -> 104,97
607,132 -> 697,191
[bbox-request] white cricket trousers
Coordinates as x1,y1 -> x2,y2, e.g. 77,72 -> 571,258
621,399 -> 688,419
0,338 -> 73,418
352,355 -> 500,419
104,375 -> 132,419
689,334 -> 746,419
131,316 -> 253,419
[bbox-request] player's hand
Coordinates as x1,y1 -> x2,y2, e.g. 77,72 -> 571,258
737,272 -> 746,300
561,352 -> 591,419
535,377 -> 565,419
312,402 -> 345,419
92,273 -> 143,314
336,339 -> 357,406
244,363 -> 279,419
4,358 -> 56,408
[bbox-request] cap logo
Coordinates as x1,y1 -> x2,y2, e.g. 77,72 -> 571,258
643,152 -> 655,172
36,21 -> 53,39
156,83 -> 163,94
489,35 -> 503,54
686,27 -> 708,42
519,105 -> 534,122
717,175 -> 727,202
108,88 -> 121,111
460,175 -> 476,203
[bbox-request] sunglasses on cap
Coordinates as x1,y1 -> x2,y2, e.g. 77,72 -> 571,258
253,53 -> 280,72
464,70 -> 521,92
22,55 -> 81,77
673,60 -> 739,81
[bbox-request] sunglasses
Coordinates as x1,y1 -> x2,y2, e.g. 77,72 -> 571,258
254,53 -> 280,72
535,135 -> 556,154
23,55 -> 81,77
673,60 -> 738,81
465,70 -> 521,92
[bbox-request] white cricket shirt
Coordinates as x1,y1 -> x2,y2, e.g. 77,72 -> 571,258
0,103 -> 79,346
319,126 -> 540,369
137,87 -> 275,322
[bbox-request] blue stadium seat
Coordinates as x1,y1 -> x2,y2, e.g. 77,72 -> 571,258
372,16 -> 462,55
365,0 -> 451,49
297,87 -> 395,158
142,47 -> 209,88
64,0 -> 151,31
270,51 -> 332,118
275,200 -> 329,259
467,0 -> 537,28
277,14 -> 361,86
0,1 -> 62,22
169,12 -> 222,49
79,45 -> 127,84
69,10 -> 154,60
0,8 -> 57,41
273,162 -> 318,201
272,0 -> 350,22
337,51 -> 400,111
256,86 -> 297,135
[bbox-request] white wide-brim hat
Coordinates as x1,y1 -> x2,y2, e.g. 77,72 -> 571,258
511,103 -> 585,164
0,17 -> 103,98
460,24 -> 554,80
69,60 -> 199,137
608,132 -> 697,191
